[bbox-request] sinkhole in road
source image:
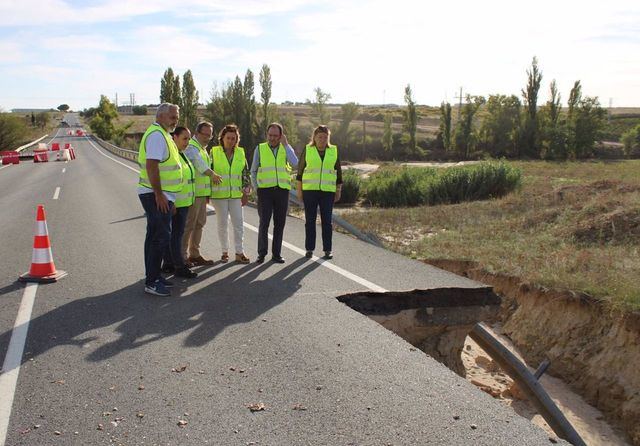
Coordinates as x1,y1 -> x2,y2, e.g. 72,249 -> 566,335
337,285 -> 636,446
337,287 -> 501,376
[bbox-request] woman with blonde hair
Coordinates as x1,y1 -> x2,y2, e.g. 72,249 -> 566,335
296,125 -> 343,259
210,124 -> 252,263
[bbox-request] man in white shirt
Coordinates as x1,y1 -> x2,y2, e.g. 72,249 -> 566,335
137,103 -> 180,296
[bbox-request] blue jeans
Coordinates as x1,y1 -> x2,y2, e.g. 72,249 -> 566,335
163,206 -> 189,268
139,193 -> 173,286
303,190 -> 335,252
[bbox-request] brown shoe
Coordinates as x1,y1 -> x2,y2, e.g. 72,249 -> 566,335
221,252 -> 229,263
235,253 -> 250,264
188,256 -> 215,266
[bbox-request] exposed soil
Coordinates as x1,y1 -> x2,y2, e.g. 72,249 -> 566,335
463,330 -> 631,445
425,259 -> 640,446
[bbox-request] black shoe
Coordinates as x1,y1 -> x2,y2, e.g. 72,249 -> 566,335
271,256 -> 285,264
157,276 -> 174,288
323,251 -> 333,259
256,255 -> 265,264
161,263 -> 175,273
175,267 -> 198,278
305,251 -> 313,258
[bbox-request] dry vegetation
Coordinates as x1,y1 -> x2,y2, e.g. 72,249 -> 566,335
340,160 -> 640,312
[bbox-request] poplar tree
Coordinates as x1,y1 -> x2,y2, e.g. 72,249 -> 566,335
259,64 -> 272,131
403,84 -> 417,156
181,70 -> 199,130
439,102 -> 452,151
520,56 -> 543,157
243,69 -> 257,151
160,68 -> 175,103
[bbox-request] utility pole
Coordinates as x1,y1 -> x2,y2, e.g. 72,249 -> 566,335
608,97 -> 613,124
454,87 -> 464,123
115,93 -> 118,108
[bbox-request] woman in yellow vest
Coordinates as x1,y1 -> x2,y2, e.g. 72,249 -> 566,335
161,126 -> 198,278
296,125 -> 343,259
210,124 -> 252,263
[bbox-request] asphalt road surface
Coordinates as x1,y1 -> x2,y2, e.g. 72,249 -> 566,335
0,118 -> 566,445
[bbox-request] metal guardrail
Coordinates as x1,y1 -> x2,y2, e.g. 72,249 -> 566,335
89,135 -> 138,162
16,134 -> 49,152
91,133 -> 384,249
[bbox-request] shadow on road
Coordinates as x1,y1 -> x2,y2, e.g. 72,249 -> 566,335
0,257 -> 320,372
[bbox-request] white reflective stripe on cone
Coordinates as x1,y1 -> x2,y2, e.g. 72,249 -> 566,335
31,248 -> 53,264
35,221 -> 49,236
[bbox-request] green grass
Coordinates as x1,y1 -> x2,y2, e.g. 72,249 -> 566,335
341,160 -> 640,312
364,161 -> 521,207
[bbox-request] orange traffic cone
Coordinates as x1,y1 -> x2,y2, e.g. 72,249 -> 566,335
19,205 -> 67,283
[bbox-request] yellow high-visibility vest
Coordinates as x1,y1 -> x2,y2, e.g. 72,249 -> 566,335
138,124 -> 183,192
301,145 -> 338,192
210,146 -> 246,199
188,138 -> 212,197
175,152 -> 195,208
256,142 -> 291,190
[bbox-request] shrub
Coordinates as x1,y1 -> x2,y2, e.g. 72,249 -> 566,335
338,169 -> 361,204
132,105 -> 148,115
365,167 -> 436,207
364,161 -> 521,207
0,113 -> 28,149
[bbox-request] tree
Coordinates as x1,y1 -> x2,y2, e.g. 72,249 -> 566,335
172,76 -> 182,109
31,112 -> 35,127
568,95 -> 606,159
181,70 -> 199,130
621,124 -> 640,157
403,84 -> 418,156
539,80 -> 566,159
242,69 -> 257,151
439,102 -> 452,151
160,68 -> 175,103
479,94 -> 521,157
230,76 -> 245,128
57,104 -> 70,112
0,114 -> 27,149
89,95 -> 118,140
520,56 -> 543,157
453,95 -> 485,159
382,113 -> 393,154
281,112 -> 299,147
205,82 -> 226,133
308,87 -> 331,125
132,105 -> 148,115
35,112 -> 50,129
335,102 -> 359,155
259,64 -> 272,131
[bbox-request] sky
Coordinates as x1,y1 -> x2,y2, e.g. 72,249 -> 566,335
0,0 -> 639,111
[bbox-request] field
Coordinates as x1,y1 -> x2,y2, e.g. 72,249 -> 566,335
111,105 -> 640,151
340,160 -> 640,312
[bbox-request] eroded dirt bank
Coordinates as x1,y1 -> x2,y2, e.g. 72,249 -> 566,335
425,259 -> 640,446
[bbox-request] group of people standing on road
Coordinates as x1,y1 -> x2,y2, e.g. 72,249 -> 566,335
137,102 -> 343,296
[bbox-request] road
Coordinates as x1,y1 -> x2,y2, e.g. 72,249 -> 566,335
0,116 -> 565,445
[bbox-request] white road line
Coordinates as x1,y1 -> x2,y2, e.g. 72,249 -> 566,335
0,283 -> 39,446
0,165 -> 10,171
241,219 -> 387,292
53,187 -> 61,200
85,137 -> 139,173
88,139 -> 387,292
62,168 -> 66,173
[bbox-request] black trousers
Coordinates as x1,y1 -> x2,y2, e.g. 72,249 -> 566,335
257,187 -> 290,258
303,190 -> 335,252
